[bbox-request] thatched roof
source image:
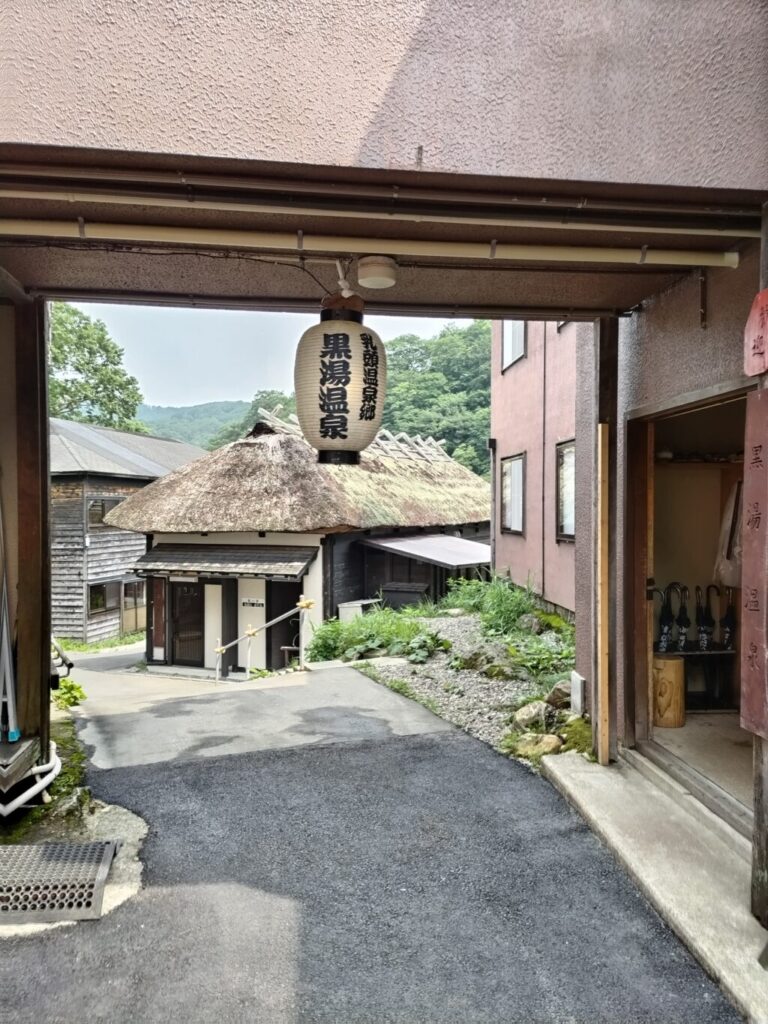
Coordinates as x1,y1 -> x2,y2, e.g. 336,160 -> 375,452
105,410 -> 490,534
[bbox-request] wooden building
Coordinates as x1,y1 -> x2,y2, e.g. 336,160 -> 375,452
105,411 -> 491,672
50,417 -> 204,643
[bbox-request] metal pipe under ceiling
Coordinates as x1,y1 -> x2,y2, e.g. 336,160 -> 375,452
0,219 -> 740,268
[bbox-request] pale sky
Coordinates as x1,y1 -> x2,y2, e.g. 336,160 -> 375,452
72,302 -> 471,407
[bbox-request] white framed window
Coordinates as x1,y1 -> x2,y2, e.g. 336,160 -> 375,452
501,454 -> 525,534
501,321 -> 526,370
556,440 -> 576,541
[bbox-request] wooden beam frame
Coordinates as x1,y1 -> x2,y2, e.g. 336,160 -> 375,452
15,298 -> 50,750
596,423 -> 610,765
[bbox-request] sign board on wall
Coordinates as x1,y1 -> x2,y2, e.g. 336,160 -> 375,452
744,288 -> 768,377
740,388 -> 768,739
241,599 -> 264,608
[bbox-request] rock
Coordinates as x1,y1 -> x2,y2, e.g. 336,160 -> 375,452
51,786 -> 90,819
513,699 -> 549,730
517,613 -> 543,635
545,679 -> 571,709
445,608 -> 467,617
514,732 -> 563,758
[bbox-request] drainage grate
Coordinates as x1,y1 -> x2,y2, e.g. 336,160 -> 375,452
0,841 -> 118,923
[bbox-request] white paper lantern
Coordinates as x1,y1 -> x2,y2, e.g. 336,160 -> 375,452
294,307 -> 387,464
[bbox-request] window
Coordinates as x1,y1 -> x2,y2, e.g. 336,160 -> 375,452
87,497 -> 122,528
556,440 -> 576,541
501,321 -> 526,370
88,581 -> 121,615
501,454 -> 525,534
123,580 -> 146,610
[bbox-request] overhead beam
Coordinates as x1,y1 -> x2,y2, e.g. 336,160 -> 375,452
0,187 -> 758,240
32,288 -> 632,320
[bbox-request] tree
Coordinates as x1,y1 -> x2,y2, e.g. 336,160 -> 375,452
49,303 -> 146,431
382,320 -> 491,475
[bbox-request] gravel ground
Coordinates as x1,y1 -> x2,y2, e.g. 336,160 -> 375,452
364,613 -> 548,749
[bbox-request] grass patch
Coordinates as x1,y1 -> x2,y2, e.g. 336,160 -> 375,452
0,716 -> 88,845
307,608 -> 450,664
58,630 -> 145,653
385,678 -> 440,714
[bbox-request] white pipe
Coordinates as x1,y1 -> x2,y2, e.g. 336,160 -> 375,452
0,187 -> 757,240
0,743 -> 62,818
0,218 -> 740,269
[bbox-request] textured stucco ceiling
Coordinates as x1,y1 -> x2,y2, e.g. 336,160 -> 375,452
1,0 -> 767,190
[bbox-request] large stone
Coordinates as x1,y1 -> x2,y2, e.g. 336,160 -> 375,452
514,732 -> 563,758
513,699 -> 549,730
516,613 -> 543,635
445,608 -> 467,617
545,679 -> 571,709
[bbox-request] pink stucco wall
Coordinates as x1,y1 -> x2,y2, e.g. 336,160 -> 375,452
492,321 -> 576,613
1,0 -> 766,189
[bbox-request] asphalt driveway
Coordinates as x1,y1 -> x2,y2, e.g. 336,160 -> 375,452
5,658 -> 741,1023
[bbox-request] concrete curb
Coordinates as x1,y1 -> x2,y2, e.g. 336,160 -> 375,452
542,751 -> 768,1023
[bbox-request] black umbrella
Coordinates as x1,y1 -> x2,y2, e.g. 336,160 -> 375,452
720,587 -> 737,651
673,583 -> 691,651
697,584 -> 718,651
656,586 -> 675,653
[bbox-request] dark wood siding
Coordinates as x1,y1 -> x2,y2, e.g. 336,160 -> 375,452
325,534 -> 366,618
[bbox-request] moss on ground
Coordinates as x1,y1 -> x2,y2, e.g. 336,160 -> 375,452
560,716 -> 596,758
0,716 -> 89,845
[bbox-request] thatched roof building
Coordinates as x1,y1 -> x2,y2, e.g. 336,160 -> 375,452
106,409 -> 490,534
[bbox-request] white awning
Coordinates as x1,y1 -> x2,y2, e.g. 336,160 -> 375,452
361,534 -> 490,569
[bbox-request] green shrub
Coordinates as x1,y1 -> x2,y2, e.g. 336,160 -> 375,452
306,609 -> 450,664
51,678 -> 87,710
443,575 -> 537,636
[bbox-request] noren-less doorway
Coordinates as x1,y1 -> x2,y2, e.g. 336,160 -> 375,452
627,394 -> 752,835
171,581 -> 205,666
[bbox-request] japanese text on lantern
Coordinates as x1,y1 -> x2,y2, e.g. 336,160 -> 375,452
359,333 -> 379,421
319,332 -> 351,439
741,389 -> 768,739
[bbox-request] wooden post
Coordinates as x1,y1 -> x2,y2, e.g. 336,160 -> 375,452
751,201 -> 768,926
15,299 -> 50,752
596,423 -> 610,765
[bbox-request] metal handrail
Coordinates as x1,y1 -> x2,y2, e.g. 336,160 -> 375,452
214,597 -> 314,680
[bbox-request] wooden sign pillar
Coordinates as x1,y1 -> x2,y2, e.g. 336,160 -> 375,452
743,201 -> 768,927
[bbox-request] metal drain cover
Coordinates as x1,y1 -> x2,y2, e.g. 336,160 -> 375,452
0,841 -> 118,923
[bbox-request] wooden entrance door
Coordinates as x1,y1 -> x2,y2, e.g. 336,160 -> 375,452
171,582 -> 204,666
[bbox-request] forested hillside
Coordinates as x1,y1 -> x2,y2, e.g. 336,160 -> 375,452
138,401 -> 250,447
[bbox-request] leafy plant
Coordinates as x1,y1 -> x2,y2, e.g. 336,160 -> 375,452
249,667 -> 273,679
307,609 -> 449,664
51,678 -> 87,710
506,632 -> 575,681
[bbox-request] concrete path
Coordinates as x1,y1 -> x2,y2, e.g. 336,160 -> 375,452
5,653 -> 741,1023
